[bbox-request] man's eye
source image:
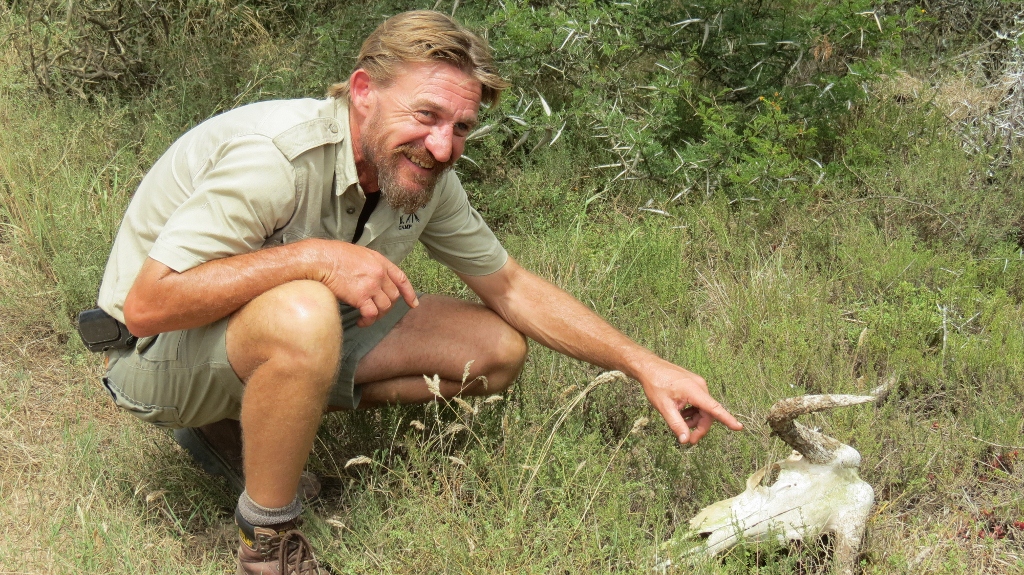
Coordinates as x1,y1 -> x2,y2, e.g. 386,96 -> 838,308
454,123 -> 470,137
417,110 -> 434,121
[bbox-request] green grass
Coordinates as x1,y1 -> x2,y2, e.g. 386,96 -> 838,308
3,5 -> 1024,575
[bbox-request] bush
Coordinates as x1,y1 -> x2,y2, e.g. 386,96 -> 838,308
0,0 -> 929,204
418,0 -> 903,204
10,0 -> 172,99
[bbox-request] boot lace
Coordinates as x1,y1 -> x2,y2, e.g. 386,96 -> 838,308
272,529 -> 319,574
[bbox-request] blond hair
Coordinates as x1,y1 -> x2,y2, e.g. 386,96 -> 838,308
328,10 -> 508,106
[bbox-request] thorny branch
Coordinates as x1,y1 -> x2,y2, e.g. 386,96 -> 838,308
15,0 -> 171,98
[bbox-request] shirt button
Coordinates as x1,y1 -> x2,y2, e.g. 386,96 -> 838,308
346,207 -> 356,214
329,123 -> 339,134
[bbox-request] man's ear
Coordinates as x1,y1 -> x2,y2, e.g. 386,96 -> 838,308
349,69 -> 375,115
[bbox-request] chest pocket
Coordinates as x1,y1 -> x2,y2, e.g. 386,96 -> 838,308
374,238 -> 418,266
371,207 -> 430,264
263,117 -> 343,247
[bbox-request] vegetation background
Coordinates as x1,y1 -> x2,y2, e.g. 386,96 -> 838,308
2,0 -> 1023,573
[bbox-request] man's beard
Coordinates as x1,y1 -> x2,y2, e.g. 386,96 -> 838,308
362,112 -> 455,214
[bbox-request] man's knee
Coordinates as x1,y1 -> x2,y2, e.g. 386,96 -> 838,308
496,324 -> 528,383
227,280 -> 341,381
471,316 -> 527,394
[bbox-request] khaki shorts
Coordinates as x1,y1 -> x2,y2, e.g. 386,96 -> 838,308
102,299 -> 412,429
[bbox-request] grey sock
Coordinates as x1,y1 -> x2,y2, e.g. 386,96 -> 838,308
237,490 -> 302,527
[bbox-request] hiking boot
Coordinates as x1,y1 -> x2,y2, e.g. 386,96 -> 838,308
235,508 -> 321,575
174,419 -> 321,501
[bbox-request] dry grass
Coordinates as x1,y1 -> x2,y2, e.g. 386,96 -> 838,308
0,242 -> 234,573
3,225 -> 1024,574
873,64 -> 1024,171
2,5 -> 1024,573
873,70 -> 1003,123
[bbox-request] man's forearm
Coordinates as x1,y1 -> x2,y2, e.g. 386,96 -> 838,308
463,257 -> 743,444
124,237 -> 418,336
462,259 -> 663,381
123,241 -> 320,336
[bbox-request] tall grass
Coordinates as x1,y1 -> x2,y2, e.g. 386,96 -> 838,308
2,3 -> 1024,574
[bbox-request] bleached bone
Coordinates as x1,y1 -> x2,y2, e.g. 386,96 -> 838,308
682,383 -> 889,575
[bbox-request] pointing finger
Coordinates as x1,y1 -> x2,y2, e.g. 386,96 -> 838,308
387,265 -> 419,308
689,392 -> 744,431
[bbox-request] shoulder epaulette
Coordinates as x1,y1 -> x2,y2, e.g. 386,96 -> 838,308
272,118 -> 344,161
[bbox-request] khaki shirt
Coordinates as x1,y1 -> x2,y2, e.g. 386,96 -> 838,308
97,98 -> 507,323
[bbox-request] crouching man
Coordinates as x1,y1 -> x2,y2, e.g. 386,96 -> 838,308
94,10 -> 742,574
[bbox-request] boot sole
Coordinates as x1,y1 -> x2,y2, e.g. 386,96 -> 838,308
173,427 -> 246,494
173,427 -> 321,502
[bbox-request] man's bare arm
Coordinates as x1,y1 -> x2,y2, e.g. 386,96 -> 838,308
124,238 -> 417,337
459,257 -> 743,445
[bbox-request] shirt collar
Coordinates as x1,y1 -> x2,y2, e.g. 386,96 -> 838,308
332,98 -> 362,197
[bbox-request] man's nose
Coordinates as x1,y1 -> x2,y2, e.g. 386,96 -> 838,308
424,124 -> 454,163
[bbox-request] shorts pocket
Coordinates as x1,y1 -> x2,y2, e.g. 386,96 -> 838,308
102,376 -> 183,428
135,330 -> 184,362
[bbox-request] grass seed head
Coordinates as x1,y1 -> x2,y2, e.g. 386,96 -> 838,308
856,327 -> 869,350
558,384 -> 579,400
444,422 -> 468,435
144,490 -> 167,504
410,420 -> 426,431
483,394 -> 503,404
424,374 -> 442,397
453,396 -> 478,415
344,456 -> 373,469
460,360 -> 475,385
592,370 -> 627,386
630,416 -> 650,434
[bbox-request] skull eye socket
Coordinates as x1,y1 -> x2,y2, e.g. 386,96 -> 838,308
760,463 -> 782,487
698,532 -> 711,540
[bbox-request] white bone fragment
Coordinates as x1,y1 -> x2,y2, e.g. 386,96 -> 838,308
682,386 -> 888,575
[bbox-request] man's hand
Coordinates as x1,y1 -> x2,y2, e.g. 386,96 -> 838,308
124,238 -> 418,336
638,363 -> 744,445
310,240 -> 419,327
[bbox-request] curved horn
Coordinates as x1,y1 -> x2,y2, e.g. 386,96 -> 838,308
767,394 -> 876,464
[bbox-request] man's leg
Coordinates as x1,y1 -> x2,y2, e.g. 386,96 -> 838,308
219,287 -> 524,574
223,280 -> 342,574
225,280 -> 341,509
221,291 -> 525,497
351,294 -> 528,408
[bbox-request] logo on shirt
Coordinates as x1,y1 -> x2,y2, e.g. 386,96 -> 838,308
398,213 -> 420,231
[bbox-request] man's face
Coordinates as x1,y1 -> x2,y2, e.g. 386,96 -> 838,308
360,62 -> 482,214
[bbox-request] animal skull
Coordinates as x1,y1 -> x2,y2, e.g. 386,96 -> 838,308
684,388 -> 885,575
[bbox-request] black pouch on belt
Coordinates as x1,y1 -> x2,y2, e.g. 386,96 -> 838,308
76,308 -> 137,352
